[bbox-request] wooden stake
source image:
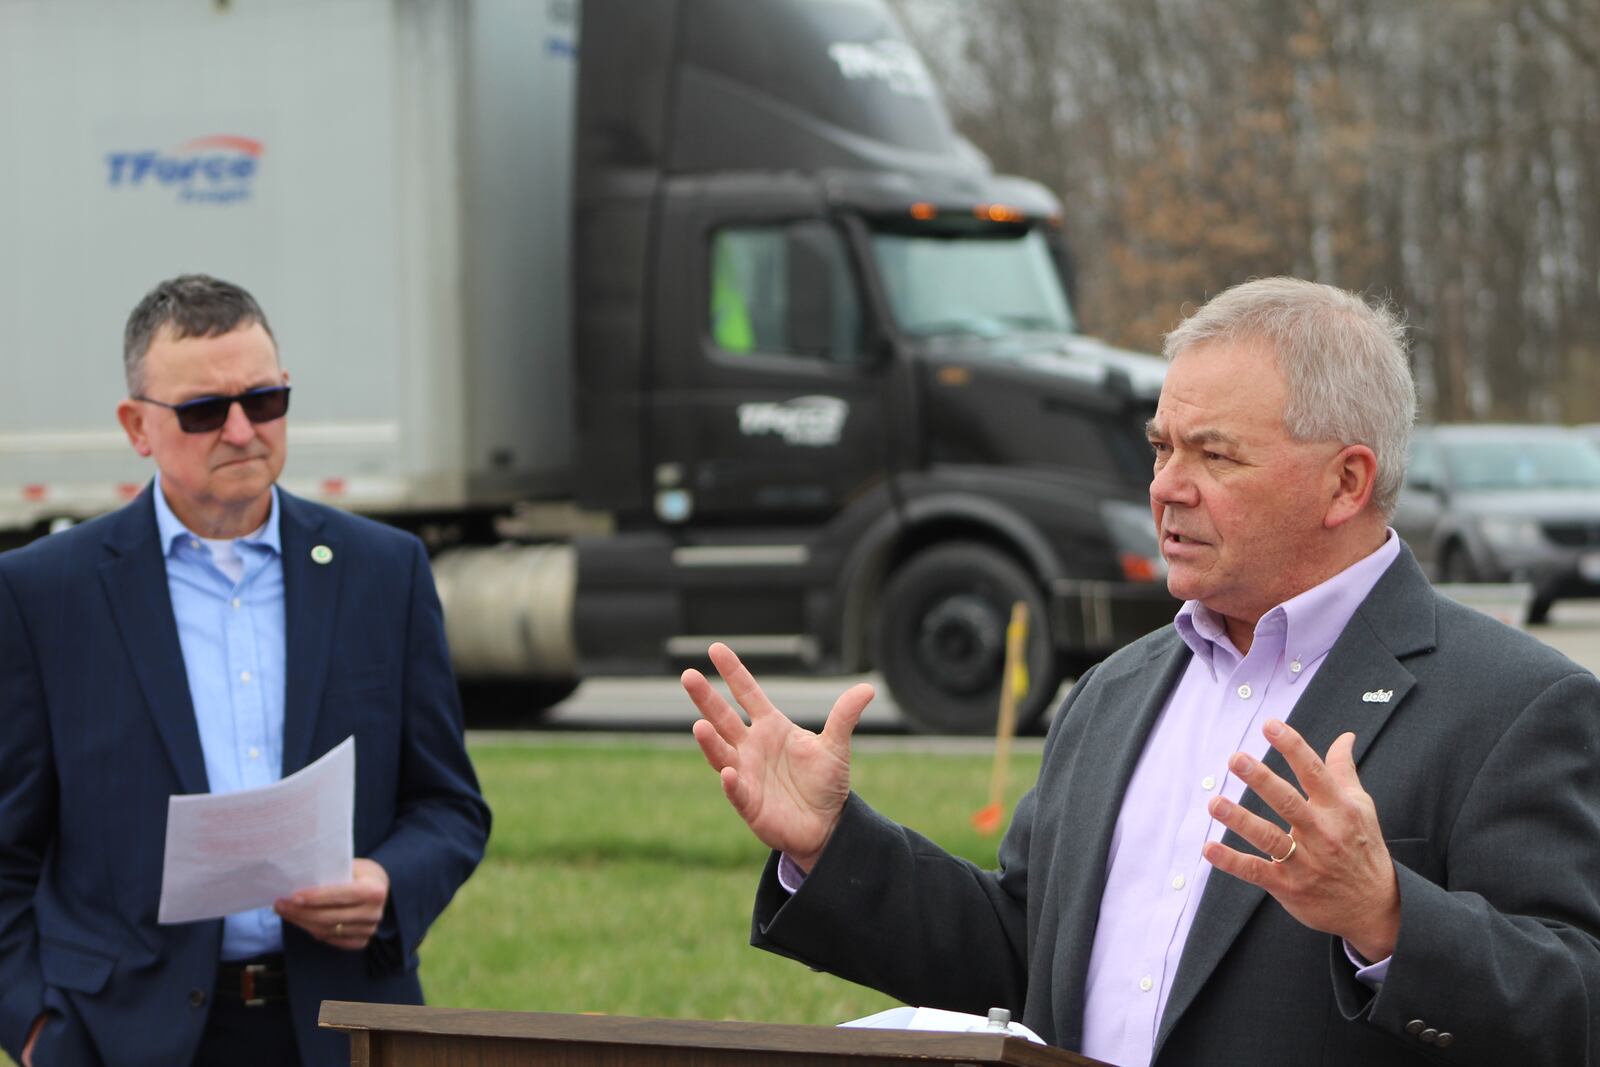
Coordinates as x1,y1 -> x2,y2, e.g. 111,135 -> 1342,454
972,601 -> 1029,836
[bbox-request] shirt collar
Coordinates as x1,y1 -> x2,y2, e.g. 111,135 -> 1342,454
151,473 -> 282,557
1174,529 -> 1401,676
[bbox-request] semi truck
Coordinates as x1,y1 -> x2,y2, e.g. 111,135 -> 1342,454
0,0 -> 1175,733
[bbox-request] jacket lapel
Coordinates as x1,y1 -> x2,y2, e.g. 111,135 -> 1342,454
1053,633 -> 1192,1052
278,491 -> 340,776
99,489 -> 210,796
1153,547 -> 1437,1053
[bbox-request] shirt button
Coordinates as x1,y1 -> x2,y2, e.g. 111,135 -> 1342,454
1171,875 -> 1185,891
248,746 -> 260,760
240,670 -> 252,683
1289,659 -> 1303,673
1138,976 -> 1153,992
1201,775 -> 1216,791
189,539 -> 200,551
232,597 -> 242,609
1237,684 -> 1252,699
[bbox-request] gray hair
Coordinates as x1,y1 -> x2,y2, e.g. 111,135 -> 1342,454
123,274 -> 276,394
1162,277 -> 1415,516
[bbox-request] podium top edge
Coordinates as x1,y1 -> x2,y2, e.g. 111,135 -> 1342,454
317,1001 -> 1100,1065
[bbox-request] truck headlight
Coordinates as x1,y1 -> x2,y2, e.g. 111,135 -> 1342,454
1101,500 -> 1167,582
1477,516 -> 1545,551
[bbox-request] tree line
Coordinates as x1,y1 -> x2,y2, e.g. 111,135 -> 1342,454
893,0 -> 1600,423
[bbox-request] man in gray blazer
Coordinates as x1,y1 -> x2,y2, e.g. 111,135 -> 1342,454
684,277 -> 1600,1066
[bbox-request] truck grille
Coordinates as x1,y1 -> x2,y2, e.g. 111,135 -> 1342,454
1542,521 -> 1600,547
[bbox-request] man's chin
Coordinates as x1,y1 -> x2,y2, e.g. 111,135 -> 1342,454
208,472 -> 277,507
1164,568 -> 1209,605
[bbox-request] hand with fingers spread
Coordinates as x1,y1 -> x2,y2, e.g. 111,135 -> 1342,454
683,642 -> 875,873
273,857 -> 391,951
1203,718 -> 1401,962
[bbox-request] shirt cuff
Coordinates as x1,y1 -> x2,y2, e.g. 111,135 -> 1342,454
1342,939 -> 1392,987
776,852 -> 809,894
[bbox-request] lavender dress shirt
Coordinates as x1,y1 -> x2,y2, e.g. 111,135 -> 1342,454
1079,531 -> 1398,1066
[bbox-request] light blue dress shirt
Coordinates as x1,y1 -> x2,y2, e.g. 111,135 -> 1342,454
152,476 -> 287,960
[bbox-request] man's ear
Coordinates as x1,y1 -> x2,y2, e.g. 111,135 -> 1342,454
116,399 -> 153,458
1325,444 -> 1378,528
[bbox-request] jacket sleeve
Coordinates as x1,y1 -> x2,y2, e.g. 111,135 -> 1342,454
748,664 -> 1102,1015
365,539 -> 491,971
1337,669 -> 1600,1064
0,568 -> 53,1059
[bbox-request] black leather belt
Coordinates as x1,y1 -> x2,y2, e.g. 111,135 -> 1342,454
216,955 -> 287,1007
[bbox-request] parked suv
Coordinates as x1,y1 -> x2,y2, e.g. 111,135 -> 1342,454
1393,424 -> 1600,623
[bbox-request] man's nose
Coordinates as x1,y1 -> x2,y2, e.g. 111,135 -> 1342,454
1150,454 -> 1197,507
219,400 -> 256,444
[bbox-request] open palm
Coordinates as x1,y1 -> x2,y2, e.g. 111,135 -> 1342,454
684,642 -> 874,871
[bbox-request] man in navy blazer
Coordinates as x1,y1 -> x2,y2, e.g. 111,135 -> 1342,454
0,275 -> 491,1067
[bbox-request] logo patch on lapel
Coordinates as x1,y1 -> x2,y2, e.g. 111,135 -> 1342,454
311,545 -> 333,565
1361,689 -> 1393,703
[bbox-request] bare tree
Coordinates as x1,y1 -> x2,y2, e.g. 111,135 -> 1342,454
892,0 -> 1600,423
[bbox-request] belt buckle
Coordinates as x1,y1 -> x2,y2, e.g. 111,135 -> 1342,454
241,962 -> 267,1008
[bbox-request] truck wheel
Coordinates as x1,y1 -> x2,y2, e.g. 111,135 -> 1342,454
459,678 -> 581,727
876,543 -> 1059,735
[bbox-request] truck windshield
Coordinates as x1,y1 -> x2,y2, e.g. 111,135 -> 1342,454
870,228 -> 1075,339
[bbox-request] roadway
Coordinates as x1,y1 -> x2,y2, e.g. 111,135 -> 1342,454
470,599 -> 1600,743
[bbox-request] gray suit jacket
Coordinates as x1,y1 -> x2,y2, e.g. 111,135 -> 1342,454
753,546 -> 1600,1065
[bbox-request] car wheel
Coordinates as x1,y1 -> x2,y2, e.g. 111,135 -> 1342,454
876,542 -> 1059,735
1440,542 -> 1481,583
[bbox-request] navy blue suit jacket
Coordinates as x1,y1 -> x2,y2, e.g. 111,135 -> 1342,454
0,487 -> 491,1067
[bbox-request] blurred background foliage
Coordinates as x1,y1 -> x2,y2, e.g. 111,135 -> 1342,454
893,0 -> 1600,423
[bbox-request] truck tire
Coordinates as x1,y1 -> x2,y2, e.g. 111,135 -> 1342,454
876,542 -> 1059,735
458,677 -> 581,727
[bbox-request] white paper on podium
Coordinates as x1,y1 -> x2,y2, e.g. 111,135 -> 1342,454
157,737 -> 355,924
838,1006 -> 1046,1044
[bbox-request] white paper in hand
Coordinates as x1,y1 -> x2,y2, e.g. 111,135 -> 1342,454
157,736 -> 355,924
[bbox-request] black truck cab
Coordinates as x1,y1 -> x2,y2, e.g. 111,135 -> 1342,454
569,0 -> 1176,732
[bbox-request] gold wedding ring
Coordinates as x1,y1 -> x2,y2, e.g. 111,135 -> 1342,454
334,921 -> 345,936
1271,834 -> 1297,864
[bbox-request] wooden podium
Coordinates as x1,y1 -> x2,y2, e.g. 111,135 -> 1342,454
319,1001 -> 1107,1067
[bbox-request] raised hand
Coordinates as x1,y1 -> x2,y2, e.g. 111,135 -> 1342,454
1203,719 -> 1401,962
683,642 -> 875,873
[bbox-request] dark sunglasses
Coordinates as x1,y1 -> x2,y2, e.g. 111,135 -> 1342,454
134,385 -> 291,434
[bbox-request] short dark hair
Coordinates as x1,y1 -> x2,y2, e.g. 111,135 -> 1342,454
123,274 -> 276,393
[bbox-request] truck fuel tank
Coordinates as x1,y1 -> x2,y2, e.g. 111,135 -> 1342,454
430,543 -> 578,680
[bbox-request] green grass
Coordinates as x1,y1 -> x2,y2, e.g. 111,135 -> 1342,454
416,739 -> 1036,1023
420,738 -> 1041,1023
0,738 -> 1040,1064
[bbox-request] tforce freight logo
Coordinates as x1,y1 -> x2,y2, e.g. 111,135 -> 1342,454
827,39 -> 934,99
106,135 -> 263,204
737,396 -> 849,447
